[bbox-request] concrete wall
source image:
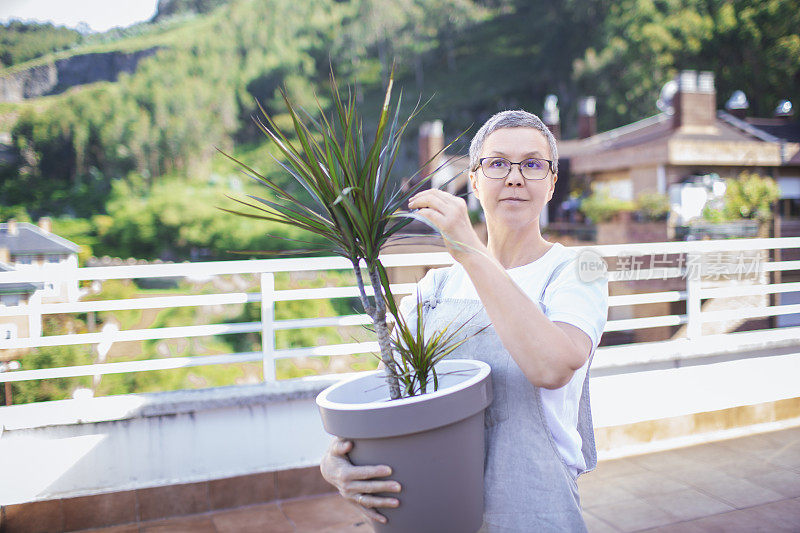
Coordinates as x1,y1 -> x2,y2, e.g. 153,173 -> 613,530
2,339 -> 799,506
0,377 -> 340,505
630,165 -> 660,196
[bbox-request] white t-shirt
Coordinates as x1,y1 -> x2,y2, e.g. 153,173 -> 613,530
404,242 -> 608,474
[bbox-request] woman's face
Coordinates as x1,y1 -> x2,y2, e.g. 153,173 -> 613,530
469,127 -> 557,231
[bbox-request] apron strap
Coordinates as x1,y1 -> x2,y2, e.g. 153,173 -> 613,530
538,252 -> 575,303
431,265 -> 453,300
577,357 -> 598,474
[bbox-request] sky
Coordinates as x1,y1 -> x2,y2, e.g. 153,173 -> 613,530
0,0 -> 160,33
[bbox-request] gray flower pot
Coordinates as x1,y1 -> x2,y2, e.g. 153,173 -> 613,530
316,359 -> 492,533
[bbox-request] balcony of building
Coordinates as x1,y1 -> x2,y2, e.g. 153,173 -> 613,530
1,237 -> 799,532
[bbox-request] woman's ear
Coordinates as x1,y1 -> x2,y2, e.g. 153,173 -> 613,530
469,171 -> 482,204
547,173 -> 558,202
469,171 -> 479,193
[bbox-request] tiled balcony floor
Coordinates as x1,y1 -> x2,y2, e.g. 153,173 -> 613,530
78,425 -> 800,532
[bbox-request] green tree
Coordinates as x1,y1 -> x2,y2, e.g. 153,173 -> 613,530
702,0 -> 800,117
574,0 -> 715,130
95,177 -> 325,260
575,0 -> 800,129
722,172 -> 781,221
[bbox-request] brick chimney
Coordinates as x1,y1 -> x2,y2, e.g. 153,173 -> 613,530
674,70 -> 717,133
5,218 -> 18,236
38,217 -> 52,233
543,94 -> 560,140
725,90 -> 749,120
578,97 -> 596,139
417,120 -> 444,187
0,246 -> 9,264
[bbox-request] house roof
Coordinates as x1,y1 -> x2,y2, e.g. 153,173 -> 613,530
558,113 -> 671,159
559,112 -> 773,158
559,109 -> 798,174
727,114 -> 800,165
0,222 -> 80,255
0,263 -> 41,295
744,117 -> 800,144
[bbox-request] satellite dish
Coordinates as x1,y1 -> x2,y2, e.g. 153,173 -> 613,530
775,100 -> 793,117
726,90 -> 749,110
657,80 -> 678,115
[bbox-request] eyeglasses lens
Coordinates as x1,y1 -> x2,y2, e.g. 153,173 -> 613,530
480,157 -> 548,180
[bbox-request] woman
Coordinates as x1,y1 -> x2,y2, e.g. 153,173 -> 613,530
321,110 -> 608,532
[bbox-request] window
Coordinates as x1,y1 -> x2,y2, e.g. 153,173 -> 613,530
47,255 -> 61,263
0,294 -> 20,307
0,323 -> 17,340
16,256 -> 32,265
778,198 -> 800,219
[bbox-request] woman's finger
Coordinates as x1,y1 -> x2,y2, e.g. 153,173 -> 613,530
358,506 -> 389,524
414,188 -> 464,205
346,464 -> 393,481
409,191 -> 454,213
414,207 -> 445,226
330,438 -> 352,457
356,493 -> 400,509
345,479 -> 402,494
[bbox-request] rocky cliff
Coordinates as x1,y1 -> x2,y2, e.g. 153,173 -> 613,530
0,47 -> 160,103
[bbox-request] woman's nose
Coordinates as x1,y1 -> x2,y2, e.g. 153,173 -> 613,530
505,167 -> 525,187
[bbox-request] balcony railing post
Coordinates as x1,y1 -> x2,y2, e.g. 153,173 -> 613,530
260,272 -> 276,382
28,291 -> 43,339
685,252 -> 702,340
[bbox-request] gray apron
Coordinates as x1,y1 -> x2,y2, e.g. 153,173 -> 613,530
416,260 -> 596,532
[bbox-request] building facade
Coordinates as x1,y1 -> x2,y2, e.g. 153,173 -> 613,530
0,218 -> 81,353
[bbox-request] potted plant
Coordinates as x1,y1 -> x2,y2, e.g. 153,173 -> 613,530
578,189 -> 636,224
579,190 -> 636,243
634,192 -> 670,222
220,71 -> 492,532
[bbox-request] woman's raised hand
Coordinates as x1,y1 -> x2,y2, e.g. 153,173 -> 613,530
408,189 -> 483,261
320,437 -> 402,524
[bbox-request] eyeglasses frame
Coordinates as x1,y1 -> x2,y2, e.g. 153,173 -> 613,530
473,156 -> 554,181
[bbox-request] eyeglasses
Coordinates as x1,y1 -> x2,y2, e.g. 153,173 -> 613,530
475,157 -> 553,181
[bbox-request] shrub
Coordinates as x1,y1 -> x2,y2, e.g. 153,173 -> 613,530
635,192 -> 670,221
579,190 -> 635,223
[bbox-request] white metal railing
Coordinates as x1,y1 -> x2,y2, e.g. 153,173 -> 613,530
0,252 -> 450,384
1,238 -> 799,389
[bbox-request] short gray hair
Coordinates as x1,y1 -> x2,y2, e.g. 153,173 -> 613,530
469,110 -> 559,175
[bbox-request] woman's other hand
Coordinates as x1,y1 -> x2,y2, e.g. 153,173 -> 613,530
320,437 -> 402,524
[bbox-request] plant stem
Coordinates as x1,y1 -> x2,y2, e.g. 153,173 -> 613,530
368,264 -> 402,400
353,259 -> 375,322
351,259 -> 375,319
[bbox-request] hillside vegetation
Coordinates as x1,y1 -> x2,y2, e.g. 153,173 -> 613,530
0,21 -> 82,68
0,0 -> 797,261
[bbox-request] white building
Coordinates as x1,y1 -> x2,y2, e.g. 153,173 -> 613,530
0,218 -> 80,351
